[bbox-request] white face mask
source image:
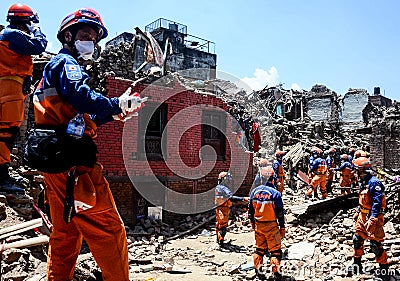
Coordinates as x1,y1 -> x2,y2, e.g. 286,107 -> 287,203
74,40 -> 95,60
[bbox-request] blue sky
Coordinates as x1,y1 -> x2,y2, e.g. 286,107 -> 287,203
1,0 -> 399,100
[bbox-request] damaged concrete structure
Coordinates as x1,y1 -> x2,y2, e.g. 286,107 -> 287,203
106,18 -> 216,81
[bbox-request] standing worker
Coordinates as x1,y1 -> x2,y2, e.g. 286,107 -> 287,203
33,7 -> 146,280
347,157 -> 389,281
273,150 -> 286,194
249,166 -> 285,281
215,171 -> 248,247
335,154 -> 353,195
0,3 -> 47,194
306,147 -> 328,199
325,148 -> 336,195
252,158 -> 268,190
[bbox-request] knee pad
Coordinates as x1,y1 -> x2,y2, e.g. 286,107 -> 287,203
352,234 -> 364,250
270,249 -> 283,261
370,240 -> 384,257
255,247 -> 265,257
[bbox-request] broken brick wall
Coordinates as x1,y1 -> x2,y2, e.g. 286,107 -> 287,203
370,116 -> 400,169
96,77 -> 254,225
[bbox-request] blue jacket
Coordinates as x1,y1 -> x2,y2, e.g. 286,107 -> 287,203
360,174 -> 386,218
34,48 -> 122,127
249,183 -> 285,228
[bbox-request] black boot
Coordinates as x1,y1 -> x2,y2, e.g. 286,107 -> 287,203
0,164 -> 24,195
376,264 -> 390,281
347,257 -> 362,276
273,272 -> 282,281
255,267 -> 266,280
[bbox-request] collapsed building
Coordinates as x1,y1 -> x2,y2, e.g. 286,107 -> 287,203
17,17 -> 399,225
3,16 -> 400,281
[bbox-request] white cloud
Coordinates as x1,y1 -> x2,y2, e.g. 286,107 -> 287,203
240,67 -> 279,92
291,83 -> 302,91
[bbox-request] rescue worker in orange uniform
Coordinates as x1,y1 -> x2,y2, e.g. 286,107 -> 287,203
249,166 -> 285,281
33,8 -> 146,281
0,3 -> 47,194
348,147 -> 357,188
252,158 -> 268,190
215,171 -> 248,247
273,150 -> 286,194
347,157 -> 389,281
306,148 -> 328,199
325,148 -> 336,195
335,154 -> 353,195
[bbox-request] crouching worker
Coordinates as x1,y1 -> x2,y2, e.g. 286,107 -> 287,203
249,166 -> 285,281
347,157 -> 390,281
215,171 -> 248,247
33,7 -> 146,281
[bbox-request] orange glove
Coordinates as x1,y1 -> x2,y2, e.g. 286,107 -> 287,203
365,217 -> 378,234
279,228 -> 286,238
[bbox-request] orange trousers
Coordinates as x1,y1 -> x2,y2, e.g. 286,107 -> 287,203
307,174 -> 327,198
44,163 -> 129,281
340,175 -> 352,195
0,79 -> 24,165
216,206 -> 230,241
354,212 -> 388,264
276,178 -> 284,194
253,221 -> 282,273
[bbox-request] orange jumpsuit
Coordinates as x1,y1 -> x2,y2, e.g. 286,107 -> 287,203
249,183 -> 285,275
0,25 -> 46,165
336,161 -> 353,195
273,159 -> 285,194
215,184 -> 244,243
33,48 -> 128,280
307,157 -> 328,198
353,174 -> 388,265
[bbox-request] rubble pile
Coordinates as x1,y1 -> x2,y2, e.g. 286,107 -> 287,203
2,173 -> 400,280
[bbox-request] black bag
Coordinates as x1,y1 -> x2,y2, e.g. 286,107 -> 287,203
23,129 -> 98,173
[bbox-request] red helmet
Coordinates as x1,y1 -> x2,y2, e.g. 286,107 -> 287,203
257,158 -> 269,167
57,8 -> 108,43
275,150 -> 286,157
260,166 -> 274,181
354,150 -> 367,158
6,3 -> 38,23
353,157 -> 371,171
340,154 -> 349,161
328,148 -> 336,154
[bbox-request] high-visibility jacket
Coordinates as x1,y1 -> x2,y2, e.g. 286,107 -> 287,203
249,183 -> 285,228
309,157 -> 327,175
33,48 -> 122,132
0,24 -> 47,78
358,174 -> 386,217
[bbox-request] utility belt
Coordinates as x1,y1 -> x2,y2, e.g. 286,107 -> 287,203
0,75 -> 33,95
359,206 -> 385,215
0,75 -> 24,84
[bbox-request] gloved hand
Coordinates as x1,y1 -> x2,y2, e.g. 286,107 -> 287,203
365,217 -> 378,234
279,227 -> 286,238
112,111 -> 138,122
118,87 -> 147,115
26,22 -> 41,34
250,222 -> 255,230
